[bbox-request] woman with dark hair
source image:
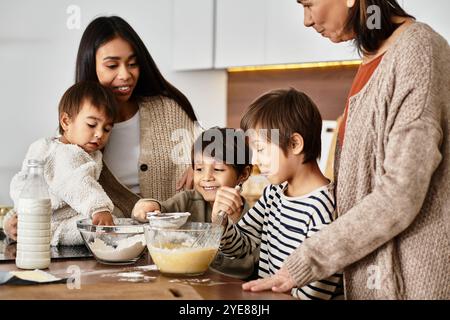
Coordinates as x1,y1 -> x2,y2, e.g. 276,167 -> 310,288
243,0 -> 449,299
75,16 -> 197,214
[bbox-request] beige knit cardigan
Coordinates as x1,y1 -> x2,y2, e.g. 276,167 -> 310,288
99,95 -> 196,216
284,22 -> 450,300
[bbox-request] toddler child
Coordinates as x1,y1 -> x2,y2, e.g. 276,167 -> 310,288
3,81 -> 118,246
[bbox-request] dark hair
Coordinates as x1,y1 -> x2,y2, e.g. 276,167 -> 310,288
240,88 -> 322,164
75,15 -> 197,122
191,127 -> 252,177
58,81 -> 118,134
345,0 -> 415,55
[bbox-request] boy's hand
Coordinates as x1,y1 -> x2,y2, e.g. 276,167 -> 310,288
242,265 -> 296,293
92,211 -> 114,226
212,186 -> 244,225
132,200 -> 161,223
3,212 -> 18,241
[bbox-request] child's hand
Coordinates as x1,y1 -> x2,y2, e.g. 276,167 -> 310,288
3,212 -> 18,241
212,186 -> 244,225
92,211 -> 114,226
132,200 -> 161,222
242,265 -> 296,293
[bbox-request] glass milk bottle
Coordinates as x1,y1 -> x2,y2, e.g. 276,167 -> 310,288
16,159 -> 52,269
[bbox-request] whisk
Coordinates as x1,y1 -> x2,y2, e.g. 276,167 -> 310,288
214,182 -> 243,227
191,182 -> 243,247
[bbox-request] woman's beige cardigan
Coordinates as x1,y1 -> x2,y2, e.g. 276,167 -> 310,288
284,22 -> 450,300
100,96 -> 196,216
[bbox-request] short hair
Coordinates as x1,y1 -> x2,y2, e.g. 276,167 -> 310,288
240,88 -> 322,164
191,127 -> 252,176
345,0 -> 414,55
58,81 -> 118,134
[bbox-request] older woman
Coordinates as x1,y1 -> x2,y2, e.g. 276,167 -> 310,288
243,0 -> 449,299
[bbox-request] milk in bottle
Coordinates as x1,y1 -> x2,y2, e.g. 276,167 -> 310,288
16,159 -> 52,269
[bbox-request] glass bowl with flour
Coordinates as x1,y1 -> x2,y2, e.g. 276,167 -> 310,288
144,222 -> 222,276
77,218 -> 147,265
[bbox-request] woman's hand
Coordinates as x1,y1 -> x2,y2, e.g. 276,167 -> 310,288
3,212 -> 18,241
212,186 -> 244,225
132,200 -> 161,222
176,167 -> 194,191
92,211 -> 115,226
242,266 -> 296,293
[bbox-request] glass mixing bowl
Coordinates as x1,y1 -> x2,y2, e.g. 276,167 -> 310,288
77,218 -> 147,265
144,222 -> 222,276
146,212 -> 190,229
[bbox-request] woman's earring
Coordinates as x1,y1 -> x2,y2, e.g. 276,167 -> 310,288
346,0 -> 356,8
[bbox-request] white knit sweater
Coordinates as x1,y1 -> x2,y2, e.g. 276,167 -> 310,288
8,137 -> 113,246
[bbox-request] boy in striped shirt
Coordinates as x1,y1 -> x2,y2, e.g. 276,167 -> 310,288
212,88 -> 343,299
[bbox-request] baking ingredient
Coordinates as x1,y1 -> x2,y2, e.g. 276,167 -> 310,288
16,199 -> 51,269
169,278 -> 238,286
89,234 -> 145,262
10,269 -> 61,283
16,160 -> 52,270
100,270 -> 156,283
148,243 -> 218,275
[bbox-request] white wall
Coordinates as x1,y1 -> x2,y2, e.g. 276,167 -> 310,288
0,0 -> 227,204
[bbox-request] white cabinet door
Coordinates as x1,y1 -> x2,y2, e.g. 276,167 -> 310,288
403,0 -> 449,41
215,0 -> 266,68
172,0 -> 215,70
266,0 -> 358,65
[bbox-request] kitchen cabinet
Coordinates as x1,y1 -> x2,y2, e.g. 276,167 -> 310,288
172,0 -> 215,70
265,0 -> 358,65
214,0 -> 266,68
215,0 -> 358,68
173,0 -> 449,70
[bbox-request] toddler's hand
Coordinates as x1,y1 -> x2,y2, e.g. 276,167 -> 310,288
132,200 -> 161,223
92,211 -> 114,226
212,186 -> 244,225
3,212 -> 18,241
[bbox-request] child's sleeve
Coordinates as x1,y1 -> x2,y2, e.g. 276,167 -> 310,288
10,170 -> 27,210
159,191 -> 191,213
219,186 -> 270,260
134,191 -> 191,214
292,192 -> 343,300
50,213 -> 85,246
49,146 -> 113,217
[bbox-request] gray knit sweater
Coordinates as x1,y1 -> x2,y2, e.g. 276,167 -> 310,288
284,22 -> 450,300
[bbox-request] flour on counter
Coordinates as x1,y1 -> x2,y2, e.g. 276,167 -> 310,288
101,271 -> 156,283
89,234 -> 145,262
132,264 -> 158,272
169,278 -> 237,286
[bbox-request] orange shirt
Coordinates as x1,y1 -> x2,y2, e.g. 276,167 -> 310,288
338,54 -> 385,146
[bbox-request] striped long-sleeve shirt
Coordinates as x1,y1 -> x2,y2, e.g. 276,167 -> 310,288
220,182 -> 343,300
